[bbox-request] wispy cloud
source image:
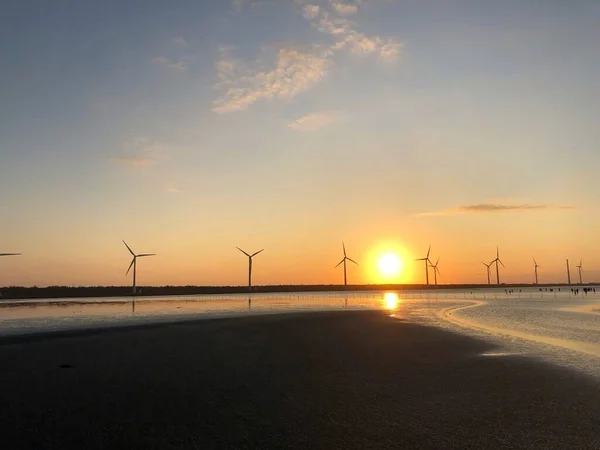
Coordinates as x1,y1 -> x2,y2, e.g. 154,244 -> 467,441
152,56 -> 188,73
112,137 -> 170,168
302,4 -> 321,19
166,186 -> 184,193
214,0 -> 400,113
213,47 -> 330,113
330,0 -> 358,15
288,111 -> 342,131
314,12 -> 401,60
171,36 -> 189,47
419,204 -> 575,216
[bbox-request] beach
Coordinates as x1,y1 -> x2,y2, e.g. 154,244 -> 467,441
1,310 -> 599,449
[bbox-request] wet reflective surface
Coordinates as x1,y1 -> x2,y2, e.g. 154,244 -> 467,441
3,286 -> 600,375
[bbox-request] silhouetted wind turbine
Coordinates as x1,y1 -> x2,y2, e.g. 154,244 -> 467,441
237,247 -> 264,292
533,258 -> 540,285
482,261 -> 492,285
123,241 -> 155,295
429,257 -> 440,285
335,242 -> 358,286
576,259 -> 583,285
490,246 -> 505,285
566,259 -> 571,285
415,245 -> 432,285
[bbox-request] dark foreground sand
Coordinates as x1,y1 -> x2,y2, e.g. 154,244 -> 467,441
1,311 -> 599,449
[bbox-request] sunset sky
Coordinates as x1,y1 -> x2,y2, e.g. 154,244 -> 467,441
1,0 -> 599,287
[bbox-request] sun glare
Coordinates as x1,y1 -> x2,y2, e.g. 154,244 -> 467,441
384,292 -> 400,310
378,253 -> 402,277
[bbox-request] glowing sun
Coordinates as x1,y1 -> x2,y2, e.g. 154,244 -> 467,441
377,253 -> 402,277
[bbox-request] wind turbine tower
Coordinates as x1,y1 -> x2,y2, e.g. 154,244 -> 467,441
237,247 -> 264,292
123,241 -> 156,295
335,242 -> 358,286
566,259 -> 571,285
491,246 -> 505,285
576,259 -> 583,285
415,245 -> 432,285
533,258 -> 540,285
429,258 -> 441,286
482,261 -> 492,285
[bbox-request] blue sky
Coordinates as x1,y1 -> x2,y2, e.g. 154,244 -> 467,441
1,0 -> 599,286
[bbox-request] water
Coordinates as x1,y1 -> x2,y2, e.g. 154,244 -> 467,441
2,286 -> 600,375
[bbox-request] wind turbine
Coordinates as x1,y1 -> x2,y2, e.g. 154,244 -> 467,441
415,245 -> 432,285
482,261 -> 492,285
335,241 -> 358,286
576,259 -> 583,285
566,259 -> 571,285
237,247 -> 264,292
490,246 -> 505,285
123,241 -> 155,295
533,258 -> 540,285
429,257 -> 440,285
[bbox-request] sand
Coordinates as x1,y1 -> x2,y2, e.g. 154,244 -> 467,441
1,311 -> 599,449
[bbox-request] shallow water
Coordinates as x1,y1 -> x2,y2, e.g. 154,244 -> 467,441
3,286 -> 600,376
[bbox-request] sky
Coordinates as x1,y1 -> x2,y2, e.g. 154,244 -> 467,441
1,0 -> 599,287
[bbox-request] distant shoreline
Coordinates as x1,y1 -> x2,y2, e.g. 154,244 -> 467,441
0,283 -> 596,301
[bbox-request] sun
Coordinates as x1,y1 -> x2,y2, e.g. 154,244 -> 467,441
377,253 -> 402,277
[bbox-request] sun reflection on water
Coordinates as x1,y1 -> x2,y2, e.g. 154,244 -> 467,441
384,292 -> 401,311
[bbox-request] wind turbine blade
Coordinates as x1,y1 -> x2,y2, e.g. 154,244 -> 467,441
137,253 -> 156,257
482,262 -> 487,267
499,259 -> 506,268
496,246 -> 499,258
0,253 -> 21,256
415,257 -> 426,261
236,247 -> 251,257
533,257 -> 537,265
436,257 -> 440,266
126,258 -> 135,275
427,245 -> 431,258
335,258 -> 345,268
251,249 -> 264,257
342,241 -> 346,257
123,240 -> 135,256
436,267 -> 441,275
347,257 -> 358,265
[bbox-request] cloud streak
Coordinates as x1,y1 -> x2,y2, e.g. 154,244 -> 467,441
152,56 -> 188,73
288,110 -> 341,131
112,137 -> 171,168
419,204 -> 575,216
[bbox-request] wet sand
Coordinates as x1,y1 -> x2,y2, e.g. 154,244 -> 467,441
1,311 -> 599,449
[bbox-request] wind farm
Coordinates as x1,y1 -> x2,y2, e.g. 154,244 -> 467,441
2,1 -> 600,448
